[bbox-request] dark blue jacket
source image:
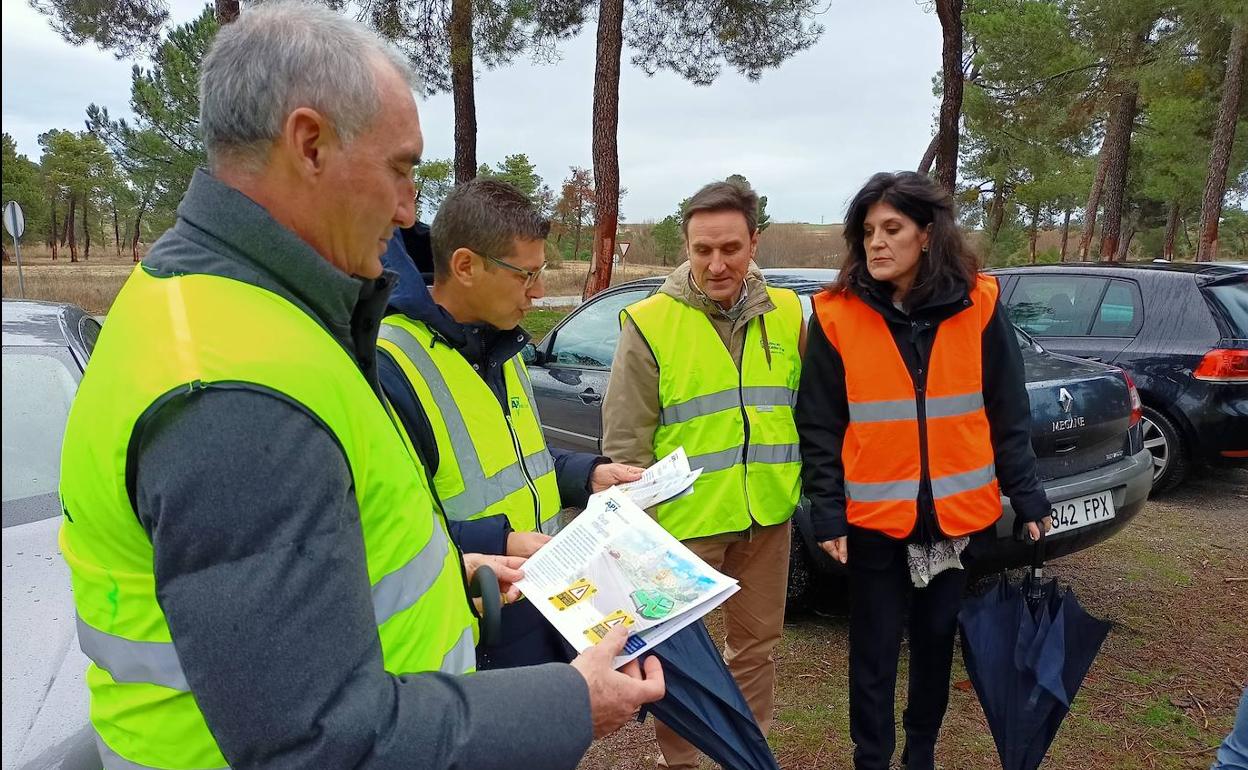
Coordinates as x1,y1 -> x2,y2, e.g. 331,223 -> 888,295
376,227 -> 605,556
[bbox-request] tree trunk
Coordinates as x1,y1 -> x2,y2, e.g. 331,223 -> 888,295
1163,200 -> 1180,260
132,209 -> 145,262
112,199 -> 122,256
1116,218 -> 1136,262
1078,150 -> 1110,260
585,0 -> 624,301
48,196 -> 59,260
67,195 -> 78,263
1028,202 -> 1041,263
1059,208 -> 1072,262
987,179 -> 1007,244
1197,22 -> 1247,263
60,195 -> 71,248
934,0 -> 965,194
214,0 -> 239,23
1181,216 -> 1193,253
918,131 -> 940,176
132,182 -> 155,262
1098,79 -> 1139,262
449,0 -> 477,185
82,197 -> 91,260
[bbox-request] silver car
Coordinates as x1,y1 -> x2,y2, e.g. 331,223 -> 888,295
3,300 -> 101,769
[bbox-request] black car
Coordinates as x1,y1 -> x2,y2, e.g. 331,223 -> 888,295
2,300 -> 102,769
523,268 -> 1153,605
990,262 -> 1248,492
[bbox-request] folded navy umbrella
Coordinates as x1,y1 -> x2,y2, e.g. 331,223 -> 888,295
637,621 -> 780,770
958,534 -> 1110,770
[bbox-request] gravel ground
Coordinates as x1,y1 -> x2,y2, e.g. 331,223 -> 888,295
578,465 -> 1248,770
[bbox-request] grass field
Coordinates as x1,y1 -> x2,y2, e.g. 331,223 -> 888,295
580,467 -> 1248,770
541,260 -> 674,297
2,252 -> 672,316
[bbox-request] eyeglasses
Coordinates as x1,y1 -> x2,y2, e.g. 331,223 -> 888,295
479,252 -> 548,289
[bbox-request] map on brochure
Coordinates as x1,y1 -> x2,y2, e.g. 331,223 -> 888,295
515,487 -> 738,668
615,447 -> 703,509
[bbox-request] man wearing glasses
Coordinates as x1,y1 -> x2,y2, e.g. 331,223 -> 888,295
377,179 -> 643,669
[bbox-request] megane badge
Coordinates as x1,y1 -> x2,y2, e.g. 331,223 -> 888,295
1058,387 -> 1074,414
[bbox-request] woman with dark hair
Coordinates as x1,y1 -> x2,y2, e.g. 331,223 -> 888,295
796,171 -> 1051,770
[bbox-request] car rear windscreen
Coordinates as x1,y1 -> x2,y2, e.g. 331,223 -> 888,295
1205,278 -> 1248,338
2,346 -> 79,527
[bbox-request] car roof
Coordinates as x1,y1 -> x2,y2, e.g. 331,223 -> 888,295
990,261 -> 1248,282
603,267 -> 836,297
2,300 -> 90,350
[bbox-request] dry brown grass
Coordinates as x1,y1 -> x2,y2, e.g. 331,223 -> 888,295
3,262 -> 136,315
541,261 -> 674,297
4,245 -> 141,317
0,250 -> 674,314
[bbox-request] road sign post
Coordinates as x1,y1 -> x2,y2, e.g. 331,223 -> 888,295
3,201 -> 25,298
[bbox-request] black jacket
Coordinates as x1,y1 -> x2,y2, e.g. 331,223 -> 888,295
796,272 -> 1050,551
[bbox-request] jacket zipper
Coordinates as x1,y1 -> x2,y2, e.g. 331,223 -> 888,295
738,345 -> 752,524
908,321 -> 941,542
505,411 -> 541,532
913,372 -> 934,541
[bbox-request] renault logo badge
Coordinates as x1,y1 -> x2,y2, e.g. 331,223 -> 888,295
1058,387 -> 1074,414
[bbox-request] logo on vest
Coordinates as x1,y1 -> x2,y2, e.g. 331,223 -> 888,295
509,396 -> 524,411
767,341 -> 786,355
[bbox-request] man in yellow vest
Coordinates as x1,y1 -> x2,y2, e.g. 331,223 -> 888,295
57,6 -> 662,769
376,178 -> 644,668
603,178 -> 806,769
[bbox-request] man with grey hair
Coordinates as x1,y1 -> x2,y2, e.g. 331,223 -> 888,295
57,5 -> 662,769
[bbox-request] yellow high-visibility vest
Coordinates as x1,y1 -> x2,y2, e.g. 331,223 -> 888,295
60,266 -> 477,769
622,287 -> 803,540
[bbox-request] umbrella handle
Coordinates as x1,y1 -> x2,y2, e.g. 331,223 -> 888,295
469,564 -> 503,647
1027,528 -> 1047,602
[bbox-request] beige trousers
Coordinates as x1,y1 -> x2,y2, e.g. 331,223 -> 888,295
656,519 -> 791,769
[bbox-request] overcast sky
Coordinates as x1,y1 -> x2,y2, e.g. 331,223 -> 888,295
1,0 -> 944,223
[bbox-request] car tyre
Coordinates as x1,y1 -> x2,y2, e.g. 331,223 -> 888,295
786,531 -> 814,615
1141,405 -> 1188,494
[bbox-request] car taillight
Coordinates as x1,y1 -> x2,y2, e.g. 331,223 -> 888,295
1193,349 -> 1248,382
1121,369 -> 1143,426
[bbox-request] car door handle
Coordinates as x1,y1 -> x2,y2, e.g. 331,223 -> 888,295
579,389 -> 603,404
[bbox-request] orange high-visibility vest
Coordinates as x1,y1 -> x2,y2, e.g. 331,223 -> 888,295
812,274 -> 1002,539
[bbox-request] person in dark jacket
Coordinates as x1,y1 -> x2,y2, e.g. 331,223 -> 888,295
796,171 -> 1051,770
377,182 -> 644,669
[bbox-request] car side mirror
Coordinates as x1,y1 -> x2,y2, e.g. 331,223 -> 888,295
521,342 -> 543,366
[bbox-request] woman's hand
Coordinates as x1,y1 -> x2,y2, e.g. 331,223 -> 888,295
818,536 -> 848,565
1025,516 -> 1053,542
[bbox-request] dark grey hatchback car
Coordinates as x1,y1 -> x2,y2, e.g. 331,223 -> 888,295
523,268 -> 1153,605
990,262 -> 1248,493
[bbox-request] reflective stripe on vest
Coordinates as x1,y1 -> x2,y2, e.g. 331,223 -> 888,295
813,274 -> 1003,538
60,268 -> 477,769
661,386 -> 797,426
377,318 -> 561,532
624,286 -> 803,540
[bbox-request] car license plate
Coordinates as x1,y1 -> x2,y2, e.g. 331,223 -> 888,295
1048,489 -> 1116,535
